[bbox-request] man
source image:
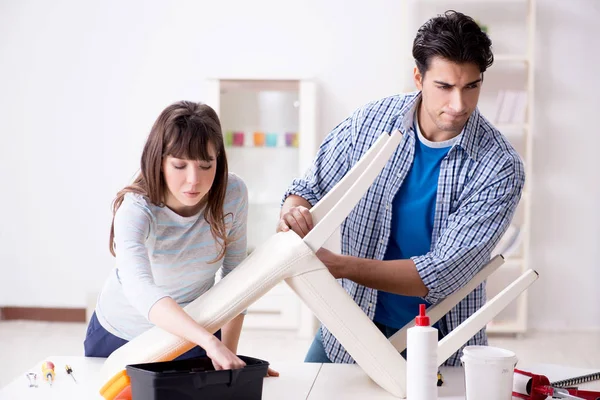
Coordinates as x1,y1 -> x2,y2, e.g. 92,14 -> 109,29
278,10 -> 525,366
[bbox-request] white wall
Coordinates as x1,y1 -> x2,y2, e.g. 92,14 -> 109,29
0,0 -> 407,308
528,0 -> 600,331
1,0 -> 599,331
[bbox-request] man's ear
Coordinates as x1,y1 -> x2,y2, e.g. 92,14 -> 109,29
413,66 -> 424,91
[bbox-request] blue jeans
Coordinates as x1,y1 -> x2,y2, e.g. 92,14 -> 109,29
304,329 -> 332,363
84,312 -> 220,360
304,322 -> 442,362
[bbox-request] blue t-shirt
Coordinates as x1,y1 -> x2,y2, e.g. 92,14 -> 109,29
374,117 -> 460,329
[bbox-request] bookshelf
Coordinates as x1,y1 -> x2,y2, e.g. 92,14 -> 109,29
404,0 -> 536,335
202,78 -> 320,338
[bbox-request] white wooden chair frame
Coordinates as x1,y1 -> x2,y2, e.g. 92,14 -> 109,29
99,130 -> 538,399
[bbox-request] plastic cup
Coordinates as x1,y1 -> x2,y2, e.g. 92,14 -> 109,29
460,345 -> 517,400
253,132 -> 265,146
232,132 -> 244,147
224,131 -> 233,146
266,133 -> 278,147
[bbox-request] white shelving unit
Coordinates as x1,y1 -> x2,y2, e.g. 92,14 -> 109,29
202,78 -> 319,338
404,0 -> 536,335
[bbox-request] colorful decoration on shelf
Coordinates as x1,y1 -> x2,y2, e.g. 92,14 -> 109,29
232,131 -> 245,147
285,132 -> 299,147
266,133 -> 278,147
253,132 -> 266,146
225,131 -> 233,147
224,131 -> 298,148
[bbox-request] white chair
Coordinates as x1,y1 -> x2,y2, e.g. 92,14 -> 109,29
99,130 -> 538,399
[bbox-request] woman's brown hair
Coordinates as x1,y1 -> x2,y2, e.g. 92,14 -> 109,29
109,101 -> 229,261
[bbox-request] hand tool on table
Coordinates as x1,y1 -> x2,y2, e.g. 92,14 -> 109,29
41,361 -> 55,387
513,368 -> 600,400
25,372 -> 38,388
65,364 -> 77,383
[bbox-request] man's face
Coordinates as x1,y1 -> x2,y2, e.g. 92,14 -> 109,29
414,56 -> 482,138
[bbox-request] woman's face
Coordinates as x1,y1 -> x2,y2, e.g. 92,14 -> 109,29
162,144 -> 218,217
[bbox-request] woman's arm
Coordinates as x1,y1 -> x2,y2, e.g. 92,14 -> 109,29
221,313 -> 244,354
148,297 -> 245,370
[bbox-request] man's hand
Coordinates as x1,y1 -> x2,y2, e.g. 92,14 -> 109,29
266,367 -> 280,377
316,248 -> 346,279
277,205 -> 314,238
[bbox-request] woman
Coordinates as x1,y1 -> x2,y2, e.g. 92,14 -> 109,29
85,101 -> 276,375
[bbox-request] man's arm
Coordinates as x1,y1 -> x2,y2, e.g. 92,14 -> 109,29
318,249 -> 428,296
281,194 -> 312,215
318,155 -> 524,301
413,157 -> 524,304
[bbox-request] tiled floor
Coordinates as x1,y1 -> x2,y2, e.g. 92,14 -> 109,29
1,320 -> 599,388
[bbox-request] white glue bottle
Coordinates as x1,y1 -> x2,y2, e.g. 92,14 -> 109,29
407,303 -> 438,400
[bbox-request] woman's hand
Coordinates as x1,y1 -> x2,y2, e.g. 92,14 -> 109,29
204,336 -> 246,370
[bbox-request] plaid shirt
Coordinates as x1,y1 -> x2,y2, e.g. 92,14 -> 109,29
284,91 -> 525,366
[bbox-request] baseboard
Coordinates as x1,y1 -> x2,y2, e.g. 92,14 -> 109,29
0,307 -> 86,322
528,325 -> 600,333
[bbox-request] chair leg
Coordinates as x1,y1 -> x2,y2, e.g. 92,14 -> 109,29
437,269 -> 538,366
304,130 -> 402,252
310,131 -> 390,224
286,267 -> 408,398
388,255 -> 505,353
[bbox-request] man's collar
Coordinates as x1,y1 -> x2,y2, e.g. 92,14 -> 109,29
455,107 -> 481,161
395,91 -> 481,161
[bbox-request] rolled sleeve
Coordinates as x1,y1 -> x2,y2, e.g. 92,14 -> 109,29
284,177 -> 322,207
413,156 -> 525,304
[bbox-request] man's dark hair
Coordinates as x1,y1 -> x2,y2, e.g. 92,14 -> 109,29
412,10 -> 493,76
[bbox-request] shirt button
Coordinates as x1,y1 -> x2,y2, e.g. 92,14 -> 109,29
380,239 -> 385,245
386,203 -> 390,210
368,303 -> 373,308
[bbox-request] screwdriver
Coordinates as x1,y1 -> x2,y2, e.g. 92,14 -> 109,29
41,361 -> 55,387
65,364 -> 77,383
